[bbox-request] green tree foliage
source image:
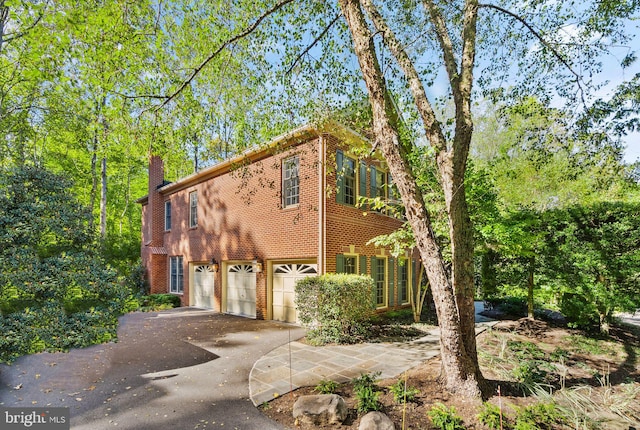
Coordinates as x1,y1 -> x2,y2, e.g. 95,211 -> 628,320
545,202 -> 640,333
473,97 -> 639,319
0,166 -> 134,363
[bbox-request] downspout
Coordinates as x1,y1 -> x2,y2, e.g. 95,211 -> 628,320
318,134 -> 327,274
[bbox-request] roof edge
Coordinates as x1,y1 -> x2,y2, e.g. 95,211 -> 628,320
158,120 -> 369,195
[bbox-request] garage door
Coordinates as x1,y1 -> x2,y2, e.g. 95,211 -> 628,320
272,263 -> 318,323
193,264 -> 215,309
226,264 -> 256,318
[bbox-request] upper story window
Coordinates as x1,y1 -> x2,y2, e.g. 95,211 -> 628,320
189,191 -> 198,228
283,156 -> 300,207
374,169 -> 387,199
169,256 -> 184,294
371,168 -> 403,217
372,168 -> 387,213
164,201 -> 172,231
336,150 -> 356,206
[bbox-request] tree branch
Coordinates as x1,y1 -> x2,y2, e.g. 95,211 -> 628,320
421,0 -> 462,100
158,0 -> 296,110
285,13 -> 340,76
479,2 -> 587,106
2,7 -> 45,44
360,0 -> 447,154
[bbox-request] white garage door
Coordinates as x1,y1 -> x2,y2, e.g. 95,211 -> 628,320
272,263 -> 318,323
193,264 -> 215,309
226,264 -> 256,318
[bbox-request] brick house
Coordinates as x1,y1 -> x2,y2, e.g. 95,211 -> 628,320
138,122 -> 418,322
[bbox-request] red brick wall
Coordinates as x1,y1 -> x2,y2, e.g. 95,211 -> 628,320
140,131 -> 412,317
160,138 -> 321,314
323,135 -> 408,310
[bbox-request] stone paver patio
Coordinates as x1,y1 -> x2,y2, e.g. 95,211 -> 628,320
249,320 -> 497,405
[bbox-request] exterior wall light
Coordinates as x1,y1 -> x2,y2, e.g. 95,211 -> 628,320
210,258 -> 219,273
253,259 -> 263,273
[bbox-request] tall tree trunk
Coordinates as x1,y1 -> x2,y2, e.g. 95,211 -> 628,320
339,0 -> 483,399
527,256 -> 535,319
89,136 -> 98,231
599,312 -> 611,335
360,0 -> 481,379
100,156 -> 107,239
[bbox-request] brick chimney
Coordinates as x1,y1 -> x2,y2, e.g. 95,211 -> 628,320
148,155 -> 165,247
141,155 -> 168,295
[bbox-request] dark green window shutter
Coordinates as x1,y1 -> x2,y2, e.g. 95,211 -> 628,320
336,150 -> 344,204
388,258 -> 395,307
359,255 -> 367,275
370,256 -> 377,308
359,162 -> 367,205
370,167 -> 377,200
336,254 -> 345,273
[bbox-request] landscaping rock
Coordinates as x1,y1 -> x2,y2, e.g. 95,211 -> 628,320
358,411 -> 395,430
292,394 -> 347,426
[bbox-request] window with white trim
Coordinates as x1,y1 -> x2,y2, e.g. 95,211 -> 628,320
189,191 -> 197,228
336,150 -> 356,206
373,257 -> 387,307
164,200 -> 172,231
169,256 -> 184,294
398,259 -> 409,304
282,156 -> 299,207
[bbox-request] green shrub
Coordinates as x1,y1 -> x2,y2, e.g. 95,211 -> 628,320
512,360 -> 549,393
352,372 -> 380,391
355,384 -> 382,413
560,293 -> 599,330
352,372 -> 382,413
0,167 -> 133,364
477,402 -> 505,430
139,294 -> 181,311
388,378 -> 420,403
514,402 -> 565,430
427,403 -> 466,430
314,379 -> 339,394
125,259 -> 149,296
295,274 -> 373,345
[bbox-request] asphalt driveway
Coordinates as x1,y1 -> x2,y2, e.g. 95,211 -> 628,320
0,308 -> 305,430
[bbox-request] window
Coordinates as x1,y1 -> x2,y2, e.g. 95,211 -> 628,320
189,191 -> 198,228
170,256 -> 184,294
373,257 -> 386,307
344,256 -> 357,274
336,150 -> 356,206
164,201 -> 172,231
371,168 -> 387,213
371,168 -> 403,217
398,260 -> 409,304
337,254 -> 366,274
283,156 -> 299,207
375,169 -> 387,201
